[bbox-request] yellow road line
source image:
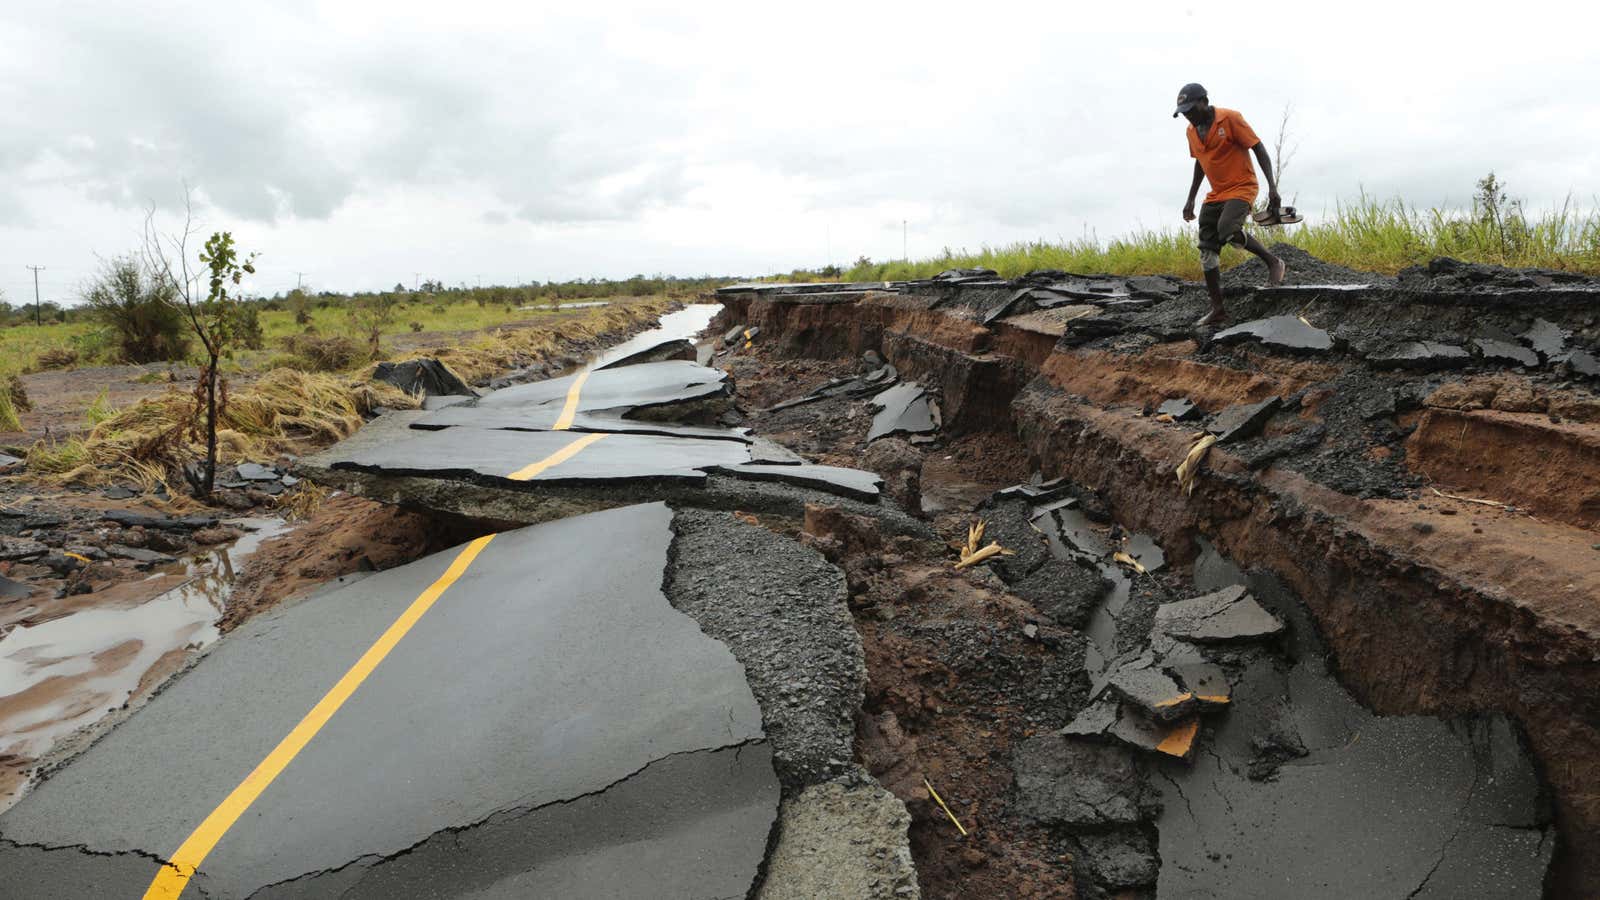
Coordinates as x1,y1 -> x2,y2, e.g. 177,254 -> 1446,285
551,369 -> 591,431
143,411 -> 619,897
140,534 -> 496,900
508,432 -> 608,481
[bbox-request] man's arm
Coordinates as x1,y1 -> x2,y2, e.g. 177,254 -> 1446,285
1183,161 -> 1204,221
1251,142 -> 1281,209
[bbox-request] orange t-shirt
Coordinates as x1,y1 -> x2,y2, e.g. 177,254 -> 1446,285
1187,107 -> 1261,204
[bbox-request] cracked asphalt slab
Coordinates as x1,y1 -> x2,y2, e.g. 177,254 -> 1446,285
425,360 -> 731,428
318,360 -> 882,500
0,503 -> 780,899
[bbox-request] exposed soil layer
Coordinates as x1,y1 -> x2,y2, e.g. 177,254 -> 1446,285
717,254 -> 1600,894
220,494 -> 494,631
799,502 -> 1085,900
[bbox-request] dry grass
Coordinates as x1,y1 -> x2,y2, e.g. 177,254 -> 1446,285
27,370 -> 419,489
277,481 -> 328,521
19,296 -> 679,491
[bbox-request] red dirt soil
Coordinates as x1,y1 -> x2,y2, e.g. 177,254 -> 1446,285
221,494 -> 490,631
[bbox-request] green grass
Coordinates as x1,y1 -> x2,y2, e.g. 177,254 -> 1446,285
257,298 -> 550,344
0,295 -> 651,377
829,194 -> 1600,283
0,321 -> 97,377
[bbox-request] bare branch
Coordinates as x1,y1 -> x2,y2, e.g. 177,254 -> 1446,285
1272,102 -> 1301,200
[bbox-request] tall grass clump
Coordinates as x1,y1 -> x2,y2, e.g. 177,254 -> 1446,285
28,369 -> 420,487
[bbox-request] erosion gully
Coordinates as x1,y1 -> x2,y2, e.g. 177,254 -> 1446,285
718,253 -> 1600,899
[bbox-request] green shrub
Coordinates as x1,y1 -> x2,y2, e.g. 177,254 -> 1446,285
236,305 -> 265,350
81,256 -> 191,363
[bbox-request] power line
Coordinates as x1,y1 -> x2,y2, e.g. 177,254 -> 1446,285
26,265 -> 44,325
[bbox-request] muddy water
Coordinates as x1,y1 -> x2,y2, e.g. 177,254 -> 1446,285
0,517 -> 288,810
1029,500 -> 1140,676
585,303 -> 720,370
1023,497 -> 1553,895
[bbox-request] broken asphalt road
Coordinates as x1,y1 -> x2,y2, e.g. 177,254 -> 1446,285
306,359 -> 899,509
0,503 -> 780,899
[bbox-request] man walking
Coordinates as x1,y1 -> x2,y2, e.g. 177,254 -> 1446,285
1175,83 -> 1286,326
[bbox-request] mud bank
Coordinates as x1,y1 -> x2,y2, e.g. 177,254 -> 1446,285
719,254 -> 1600,894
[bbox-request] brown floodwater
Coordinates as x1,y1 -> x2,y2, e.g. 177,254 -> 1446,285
0,516 -> 288,811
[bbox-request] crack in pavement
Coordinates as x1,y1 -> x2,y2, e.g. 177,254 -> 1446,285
0,836 -> 174,866
1404,755 -> 1483,900
241,737 -> 768,899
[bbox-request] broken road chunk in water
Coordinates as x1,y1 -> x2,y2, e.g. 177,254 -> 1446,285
1105,655 -> 1194,722
1155,585 -> 1284,643
1063,696 -> 1200,760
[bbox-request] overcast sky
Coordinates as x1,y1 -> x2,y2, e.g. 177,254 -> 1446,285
1,1 -> 1596,303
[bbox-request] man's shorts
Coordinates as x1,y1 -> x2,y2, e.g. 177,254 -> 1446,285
1197,199 -> 1252,254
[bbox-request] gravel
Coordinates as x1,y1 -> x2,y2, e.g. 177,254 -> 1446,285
665,508 -> 864,790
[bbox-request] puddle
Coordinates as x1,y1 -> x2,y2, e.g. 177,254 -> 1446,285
1027,501 -> 1151,677
0,517 -> 289,808
1152,539 -> 1553,897
585,304 -> 720,371
919,454 -> 1007,516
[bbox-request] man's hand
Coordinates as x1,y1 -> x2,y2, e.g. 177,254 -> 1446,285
1267,189 -> 1281,211
1182,201 -> 1196,222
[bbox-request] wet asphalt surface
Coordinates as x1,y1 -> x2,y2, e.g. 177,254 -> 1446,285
0,504 -> 780,898
0,350 -> 896,899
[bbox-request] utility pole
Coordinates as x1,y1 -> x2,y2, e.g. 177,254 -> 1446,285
413,272 -> 421,292
902,220 -> 908,262
294,271 -> 306,291
26,265 -> 44,325
476,274 -> 483,289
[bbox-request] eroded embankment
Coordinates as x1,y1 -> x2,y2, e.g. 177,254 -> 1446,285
719,256 -> 1600,895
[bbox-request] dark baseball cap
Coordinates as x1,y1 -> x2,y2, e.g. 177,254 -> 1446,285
1173,83 -> 1207,118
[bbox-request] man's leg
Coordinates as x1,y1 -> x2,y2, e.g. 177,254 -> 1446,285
1196,202 -> 1227,326
1241,232 -> 1286,286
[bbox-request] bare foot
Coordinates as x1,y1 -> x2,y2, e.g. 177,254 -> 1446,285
1195,307 -> 1228,327
1266,255 -> 1286,287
